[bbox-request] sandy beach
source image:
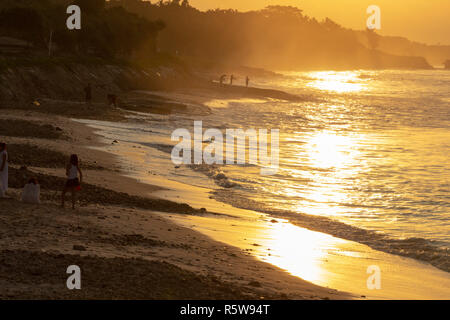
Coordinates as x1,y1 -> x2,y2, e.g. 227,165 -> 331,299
1,87 -> 449,300
0,106 -> 348,300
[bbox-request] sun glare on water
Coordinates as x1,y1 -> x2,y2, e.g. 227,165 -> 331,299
307,71 -> 365,93
279,131 -> 365,218
306,132 -> 357,169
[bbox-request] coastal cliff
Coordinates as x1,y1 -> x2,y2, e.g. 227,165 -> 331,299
0,56 -> 190,106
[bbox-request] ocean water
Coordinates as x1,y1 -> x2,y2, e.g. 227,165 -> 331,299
84,69 -> 450,272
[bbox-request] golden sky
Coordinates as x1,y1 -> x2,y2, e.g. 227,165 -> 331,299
188,0 -> 450,45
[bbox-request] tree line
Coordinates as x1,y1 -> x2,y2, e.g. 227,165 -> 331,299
1,0 -> 440,69
0,0 -> 165,59
109,0 -> 386,70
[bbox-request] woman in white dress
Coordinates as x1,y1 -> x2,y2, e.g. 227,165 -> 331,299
0,143 -> 8,197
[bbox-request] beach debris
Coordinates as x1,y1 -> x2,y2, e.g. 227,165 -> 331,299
30,268 -> 43,276
214,173 -> 226,180
199,208 -> 207,213
73,245 -> 86,251
220,180 -> 236,188
248,281 -> 261,287
112,140 -> 119,143
270,219 -> 278,223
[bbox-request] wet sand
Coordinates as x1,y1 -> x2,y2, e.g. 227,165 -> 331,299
81,92 -> 450,300
2,91 -> 448,300
0,108 -> 346,300
134,169 -> 450,300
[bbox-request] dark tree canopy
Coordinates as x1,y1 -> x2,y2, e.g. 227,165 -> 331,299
0,0 -> 165,59
73,0 -> 105,15
108,0 -> 366,69
0,0 -> 441,69
0,7 -> 44,44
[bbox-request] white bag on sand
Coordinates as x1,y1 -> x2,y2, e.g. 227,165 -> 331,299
21,183 -> 40,204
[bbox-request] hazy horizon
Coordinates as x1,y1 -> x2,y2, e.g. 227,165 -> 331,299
183,0 -> 450,46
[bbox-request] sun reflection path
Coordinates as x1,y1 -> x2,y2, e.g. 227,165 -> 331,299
259,221 -> 346,283
279,131 -> 365,218
305,131 -> 357,169
307,71 -> 365,93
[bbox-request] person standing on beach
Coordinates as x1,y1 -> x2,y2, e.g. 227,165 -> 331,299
84,83 -> 92,105
61,154 -> 83,210
107,94 -> 118,107
230,74 -> 235,85
0,143 -> 8,197
246,76 -> 250,87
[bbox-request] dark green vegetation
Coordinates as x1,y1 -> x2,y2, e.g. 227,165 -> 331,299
1,0 -> 447,70
7,144 -> 104,170
7,144 -> 68,168
0,0 -> 164,61
0,119 -> 63,139
111,0 -> 445,69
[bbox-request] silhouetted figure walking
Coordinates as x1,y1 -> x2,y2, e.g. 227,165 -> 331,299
107,94 -> 118,107
219,74 -> 227,85
84,83 -> 92,104
230,74 -> 234,85
246,76 -> 250,87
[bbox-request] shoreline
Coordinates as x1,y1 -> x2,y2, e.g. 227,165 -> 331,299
106,142 -> 450,300
74,98 -> 450,299
0,108 -> 349,300
1,90 -> 449,299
